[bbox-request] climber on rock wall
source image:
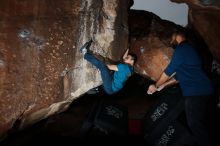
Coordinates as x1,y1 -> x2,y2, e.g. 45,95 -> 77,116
80,40 -> 137,95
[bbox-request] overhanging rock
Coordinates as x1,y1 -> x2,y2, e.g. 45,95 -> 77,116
129,10 -> 180,81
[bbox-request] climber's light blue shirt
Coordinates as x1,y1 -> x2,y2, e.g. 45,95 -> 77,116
112,63 -> 134,92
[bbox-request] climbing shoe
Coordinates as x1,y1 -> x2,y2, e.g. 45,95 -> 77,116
80,39 -> 93,54
87,87 -> 99,95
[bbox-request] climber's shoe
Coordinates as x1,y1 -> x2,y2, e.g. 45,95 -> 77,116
80,39 -> 93,55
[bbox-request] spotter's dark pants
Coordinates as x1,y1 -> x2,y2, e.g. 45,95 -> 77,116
185,95 -> 212,146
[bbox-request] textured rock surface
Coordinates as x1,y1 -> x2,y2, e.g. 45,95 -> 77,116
129,10 -> 180,81
0,0 -> 129,137
171,0 -> 220,63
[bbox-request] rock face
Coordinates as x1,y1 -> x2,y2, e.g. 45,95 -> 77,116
171,0 -> 220,63
129,10 -> 180,81
0,0 -> 129,137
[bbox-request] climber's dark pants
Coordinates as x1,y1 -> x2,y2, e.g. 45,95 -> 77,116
84,53 -> 115,95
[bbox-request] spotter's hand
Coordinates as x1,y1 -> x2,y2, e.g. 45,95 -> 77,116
147,84 -> 157,95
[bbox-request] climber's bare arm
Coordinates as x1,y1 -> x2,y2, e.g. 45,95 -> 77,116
123,49 -> 129,60
107,64 -> 118,71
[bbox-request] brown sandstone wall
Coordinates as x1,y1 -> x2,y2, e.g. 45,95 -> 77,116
0,0 -> 130,137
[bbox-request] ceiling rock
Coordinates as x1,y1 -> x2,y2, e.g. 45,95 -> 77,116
0,0 -> 129,137
129,10 -> 181,81
171,0 -> 220,63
